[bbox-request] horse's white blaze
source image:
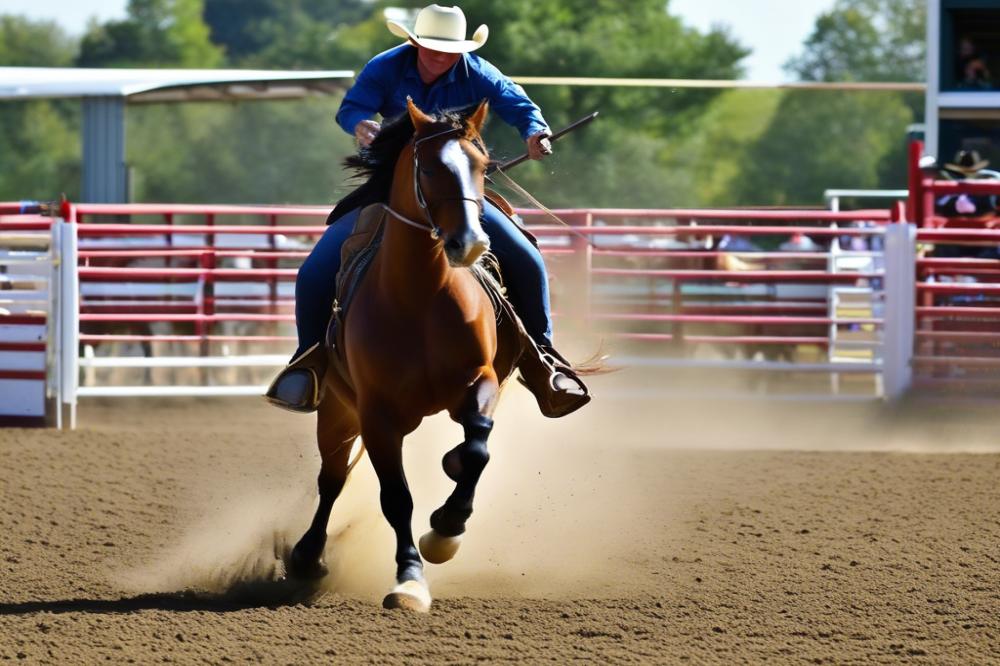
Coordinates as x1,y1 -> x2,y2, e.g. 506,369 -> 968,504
384,579 -> 432,613
440,139 -> 478,203
419,530 -> 463,564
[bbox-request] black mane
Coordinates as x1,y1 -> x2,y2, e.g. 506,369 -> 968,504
327,105 -> 481,225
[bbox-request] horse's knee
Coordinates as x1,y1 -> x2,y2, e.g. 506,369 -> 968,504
463,413 -> 493,440
460,414 -> 493,471
460,439 -> 490,473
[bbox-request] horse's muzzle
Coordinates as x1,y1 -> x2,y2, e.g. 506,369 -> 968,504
444,231 -> 490,267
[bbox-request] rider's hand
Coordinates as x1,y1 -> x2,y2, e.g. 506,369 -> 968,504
526,131 -> 553,160
354,120 -> 381,147
956,194 -> 977,215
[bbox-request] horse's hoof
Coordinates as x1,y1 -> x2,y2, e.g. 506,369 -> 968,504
382,579 -> 431,612
419,530 -> 463,564
287,545 -> 329,580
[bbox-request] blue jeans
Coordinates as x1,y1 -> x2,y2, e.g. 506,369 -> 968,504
294,200 -> 553,355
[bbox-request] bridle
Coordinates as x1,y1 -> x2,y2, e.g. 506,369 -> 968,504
382,126 -> 487,240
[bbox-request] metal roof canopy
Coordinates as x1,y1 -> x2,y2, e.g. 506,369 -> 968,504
0,68 -> 354,203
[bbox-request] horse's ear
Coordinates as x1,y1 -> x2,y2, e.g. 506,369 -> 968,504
468,99 -> 489,134
407,97 -> 433,132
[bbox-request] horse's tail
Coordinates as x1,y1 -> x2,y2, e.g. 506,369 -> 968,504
569,340 -> 614,376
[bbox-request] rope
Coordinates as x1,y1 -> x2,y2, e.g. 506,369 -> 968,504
488,169 -> 598,249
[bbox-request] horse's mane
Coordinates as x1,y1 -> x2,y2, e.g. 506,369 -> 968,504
328,105 -> 483,224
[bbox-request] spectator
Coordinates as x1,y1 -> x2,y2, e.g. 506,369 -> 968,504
957,37 -> 993,90
938,150 -> 1000,217
779,233 -> 820,252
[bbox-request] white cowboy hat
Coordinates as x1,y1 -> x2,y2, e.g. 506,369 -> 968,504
387,4 -> 488,54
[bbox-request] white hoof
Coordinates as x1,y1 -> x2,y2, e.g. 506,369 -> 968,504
382,579 -> 431,612
419,530 -> 463,564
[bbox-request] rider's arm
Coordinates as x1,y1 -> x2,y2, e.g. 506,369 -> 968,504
469,56 -> 549,141
336,57 -> 389,136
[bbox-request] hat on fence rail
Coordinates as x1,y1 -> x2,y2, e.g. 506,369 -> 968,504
944,149 -> 990,175
387,4 -> 488,53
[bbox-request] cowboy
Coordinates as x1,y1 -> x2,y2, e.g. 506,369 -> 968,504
937,150 -> 1000,218
267,4 -> 589,418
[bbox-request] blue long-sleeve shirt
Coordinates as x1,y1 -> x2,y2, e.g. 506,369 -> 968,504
336,44 -> 549,141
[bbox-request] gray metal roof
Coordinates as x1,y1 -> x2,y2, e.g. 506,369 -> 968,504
0,67 -> 354,103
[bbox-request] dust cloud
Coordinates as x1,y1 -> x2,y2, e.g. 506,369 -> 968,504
119,366 -> 1000,605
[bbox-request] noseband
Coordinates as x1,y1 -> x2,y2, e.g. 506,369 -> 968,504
382,127 -> 486,240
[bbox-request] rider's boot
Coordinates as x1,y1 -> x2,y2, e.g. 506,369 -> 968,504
264,342 -> 327,413
517,340 -> 591,418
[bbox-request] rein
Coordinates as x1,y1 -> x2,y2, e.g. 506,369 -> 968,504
382,126 -> 486,240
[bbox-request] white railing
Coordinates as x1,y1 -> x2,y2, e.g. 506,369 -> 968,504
825,189 -> 908,212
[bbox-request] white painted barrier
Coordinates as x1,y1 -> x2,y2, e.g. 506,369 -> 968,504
0,226 -> 51,423
882,224 -> 916,401
53,221 -> 80,429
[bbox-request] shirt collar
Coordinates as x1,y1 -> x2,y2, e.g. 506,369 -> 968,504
404,47 -> 468,87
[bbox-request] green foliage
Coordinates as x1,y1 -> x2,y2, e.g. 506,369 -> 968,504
729,0 -> 926,206
127,98 -> 355,204
0,15 -> 75,66
735,91 -> 912,205
0,17 -> 80,201
0,101 -> 81,201
0,0 -> 930,207
78,0 -> 223,68
202,0 -> 383,67
668,90 -> 785,207
786,0 -> 926,82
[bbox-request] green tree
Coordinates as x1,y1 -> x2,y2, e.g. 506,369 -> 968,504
126,98 -> 354,204
0,15 -> 81,201
202,0 -> 378,67
787,0 -> 926,83
733,0 -> 926,205
78,0 -> 223,68
735,91 -> 912,205
0,15 -> 76,66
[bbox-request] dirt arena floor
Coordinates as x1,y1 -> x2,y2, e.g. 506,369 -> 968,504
1,374 -> 999,664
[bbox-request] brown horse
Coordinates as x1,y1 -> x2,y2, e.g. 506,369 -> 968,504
286,99 -> 524,611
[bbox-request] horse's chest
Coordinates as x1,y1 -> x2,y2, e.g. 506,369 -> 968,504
345,294 -> 492,406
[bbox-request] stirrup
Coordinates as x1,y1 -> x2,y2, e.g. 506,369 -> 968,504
264,343 -> 327,413
516,343 -> 591,418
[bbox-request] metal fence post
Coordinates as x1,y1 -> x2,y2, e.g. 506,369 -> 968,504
883,223 -> 916,401
59,219 -> 80,428
50,220 -> 63,430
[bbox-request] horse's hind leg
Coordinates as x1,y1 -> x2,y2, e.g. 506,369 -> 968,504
288,393 -> 359,579
420,373 -> 499,565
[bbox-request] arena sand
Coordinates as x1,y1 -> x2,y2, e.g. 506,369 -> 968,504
1,368 -> 999,663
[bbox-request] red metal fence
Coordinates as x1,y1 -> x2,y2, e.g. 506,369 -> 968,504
4,192 -> 1000,412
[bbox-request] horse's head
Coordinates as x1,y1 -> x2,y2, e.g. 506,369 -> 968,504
406,98 -> 491,267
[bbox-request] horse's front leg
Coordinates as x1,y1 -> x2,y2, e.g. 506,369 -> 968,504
362,409 -> 429,612
420,372 -> 499,564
